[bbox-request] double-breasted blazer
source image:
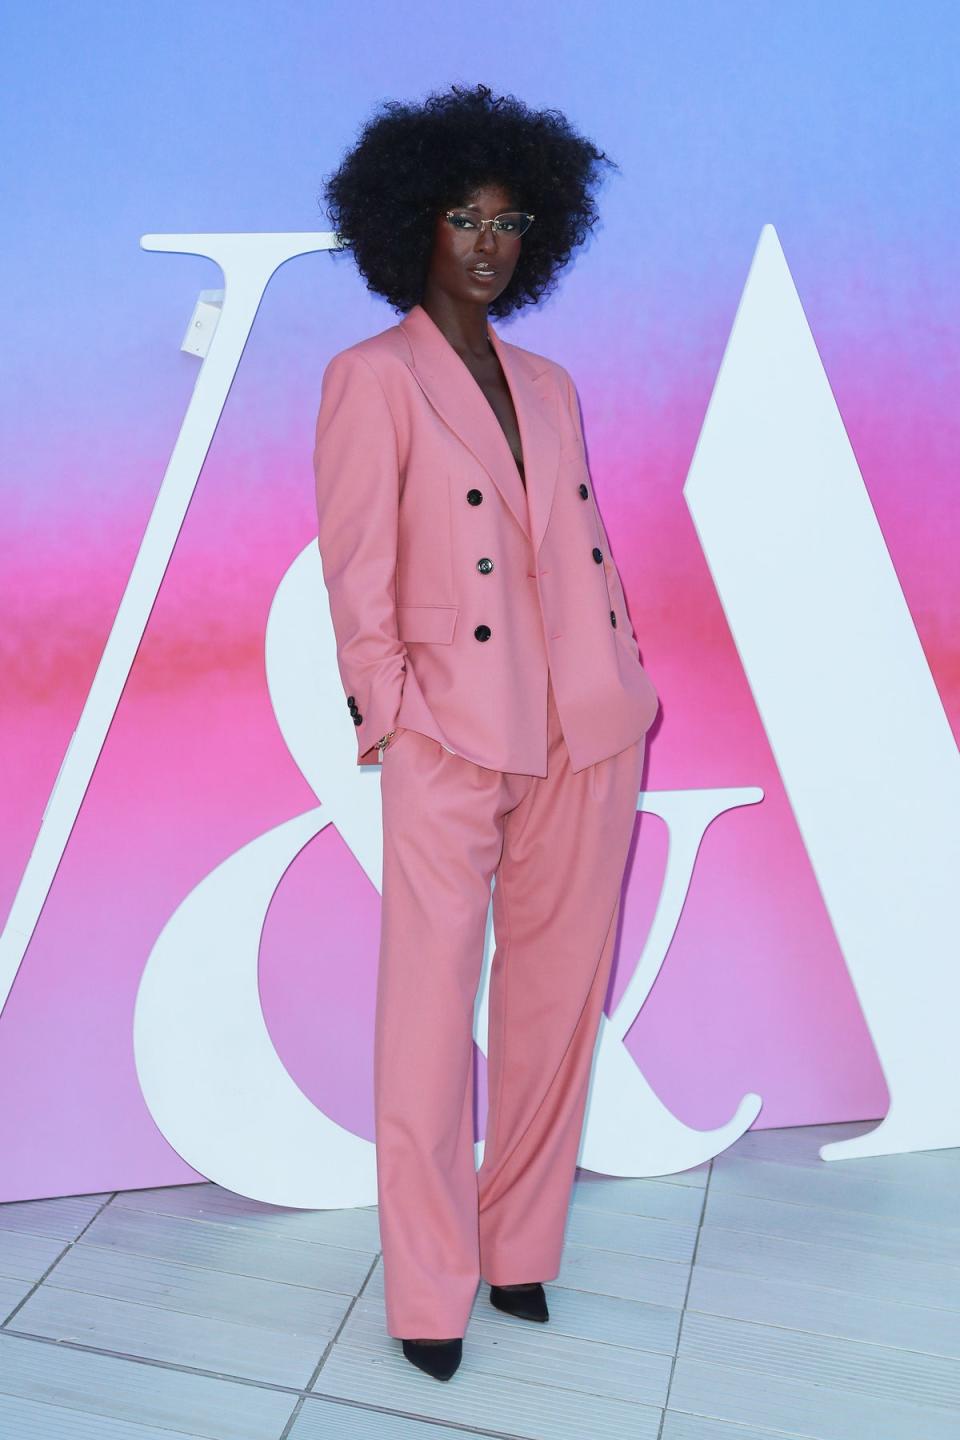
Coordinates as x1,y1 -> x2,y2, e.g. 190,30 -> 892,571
313,301 -> 660,776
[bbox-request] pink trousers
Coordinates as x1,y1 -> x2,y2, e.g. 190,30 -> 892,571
375,671 -> 645,1338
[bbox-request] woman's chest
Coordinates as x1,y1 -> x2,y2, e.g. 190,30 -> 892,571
461,356 -> 526,482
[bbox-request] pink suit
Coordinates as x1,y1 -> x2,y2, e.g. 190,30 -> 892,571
313,303 -> 660,1337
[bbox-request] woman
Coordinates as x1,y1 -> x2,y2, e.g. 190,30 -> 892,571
313,83 -> 659,1381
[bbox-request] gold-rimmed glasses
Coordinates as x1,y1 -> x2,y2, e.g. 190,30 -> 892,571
444,209 -> 535,237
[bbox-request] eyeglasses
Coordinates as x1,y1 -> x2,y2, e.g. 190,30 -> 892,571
444,209 -> 535,237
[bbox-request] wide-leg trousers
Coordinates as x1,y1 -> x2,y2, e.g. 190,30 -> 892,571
374,670 -> 645,1338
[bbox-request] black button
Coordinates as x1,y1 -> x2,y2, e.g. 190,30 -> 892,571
347,695 -> 356,706
592,547 -> 603,563
610,610 -> 617,626
477,557 -> 493,574
579,483 -> 589,499
349,701 -> 358,714
467,488 -> 483,505
352,712 -> 363,725
474,624 -> 491,641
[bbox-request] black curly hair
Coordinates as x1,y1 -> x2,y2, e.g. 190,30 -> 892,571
319,82 -> 618,319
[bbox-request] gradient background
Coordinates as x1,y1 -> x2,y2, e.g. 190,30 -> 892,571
2,1 -> 957,1202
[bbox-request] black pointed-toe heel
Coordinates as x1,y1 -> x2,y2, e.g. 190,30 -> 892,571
401,1337 -> 463,1380
489,1282 -> 549,1323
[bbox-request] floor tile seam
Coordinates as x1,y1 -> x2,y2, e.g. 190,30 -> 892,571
90,1206 -> 383,1253
710,1182 -> 960,1232
700,1220 -> 960,1270
469,1321 -> 677,1358
348,1315 -> 678,1363
685,1283 -> 960,1347
0,1223 -> 104,1243
657,1157 -> 713,1440
108,1198 -> 382,1230
664,1353 -> 960,1422
106,1196 -> 382,1213
321,1331 -> 668,1413
554,1239 -> 696,1262
574,1175 -> 710,1194
544,1279 -> 687,1309
667,1343 -> 960,1411
722,1156 -> 960,1187
0,1377 -> 523,1440
705,1192 -> 960,1238
681,1309 -> 960,1372
468,1287 -> 686,1329
1,1192 -> 118,1331
64,1236 -> 375,1287
326,1313 -> 673,1399
7,1280 -> 350,1345
281,1252 -> 381,1436
309,1249 -> 380,1371
27,1268 -> 358,1310
689,1261 -> 960,1320
301,1386 -> 574,1440
0,1325 -> 343,1398
608,1173 -> 709,1186
661,1396 -> 841,1438
570,1200 -> 704,1226
0,1385 -> 218,1437
467,1292 -> 681,1319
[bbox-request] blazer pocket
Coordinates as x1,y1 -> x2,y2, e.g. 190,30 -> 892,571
396,603 -> 459,644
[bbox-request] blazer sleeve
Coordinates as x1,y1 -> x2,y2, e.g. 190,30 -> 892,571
560,366 -> 642,657
313,348 -> 407,765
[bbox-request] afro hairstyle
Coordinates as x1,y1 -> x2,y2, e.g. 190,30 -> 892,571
319,81 -> 618,318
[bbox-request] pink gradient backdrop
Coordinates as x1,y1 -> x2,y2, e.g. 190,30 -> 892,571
3,1 -> 957,1200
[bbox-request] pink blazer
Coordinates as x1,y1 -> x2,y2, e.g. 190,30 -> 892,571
313,301 -> 660,775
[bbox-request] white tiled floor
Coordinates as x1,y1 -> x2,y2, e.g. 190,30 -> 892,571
1,1121 -> 958,1438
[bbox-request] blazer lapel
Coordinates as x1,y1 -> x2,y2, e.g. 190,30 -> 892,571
398,303 -> 561,553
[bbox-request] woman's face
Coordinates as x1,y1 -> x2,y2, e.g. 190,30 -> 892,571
425,182 -> 525,308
